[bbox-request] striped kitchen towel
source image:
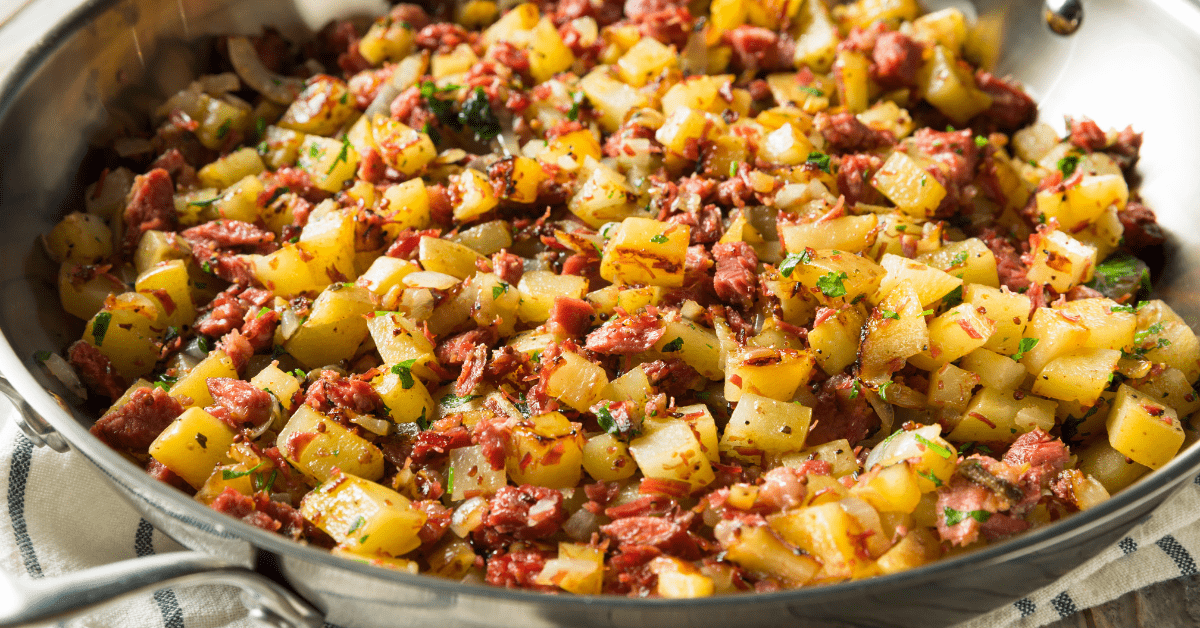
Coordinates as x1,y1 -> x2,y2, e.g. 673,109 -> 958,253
2,408 -> 1200,628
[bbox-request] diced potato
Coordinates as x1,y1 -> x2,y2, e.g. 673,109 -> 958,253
630,417 -> 716,491
850,462 -> 922,513
418,236 -> 485,280
372,368 -> 436,424
720,393 -> 811,462
358,18 -> 415,65
617,37 -> 676,87
148,407 -> 237,488
194,95 -> 251,150
517,270 -> 589,323
537,543 -> 605,595
782,439 -> 859,477
722,524 -> 819,586
768,502 -> 871,580
876,527 -> 939,575
871,151 -> 947,219
528,16 -> 575,82
259,125 -> 306,169
1106,384 -> 1184,470
246,244 -> 321,298
378,178 -> 431,236
675,404 -> 721,463
908,8 -> 968,54
834,50 -> 870,114
809,305 -> 867,375
1077,436 -> 1151,494
58,263 -> 128,321
568,159 -> 641,227
785,249 -> 886,306
506,412 -> 585,489
250,362 -> 301,413
927,363 -> 980,414
876,254 -> 962,308
300,470 -> 426,557
169,351 -> 237,409
916,239 -> 999,288
859,283 -> 929,381
760,122 -> 815,166
959,348 -> 1026,391
134,259 -> 196,330
1026,230 -> 1097,293
793,0 -> 840,72
948,387 -> 1057,443
197,147 -> 265,190
725,347 -> 816,402
1055,297 -> 1137,351
1020,307 -> 1090,375
963,284 -> 1030,355
276,404 -> 385,482
1132,367 -> 1200,417
1140,319 -> 1200,383
863,425 -> 956,492
580,67 -> 649,132
909,304 -> 996,370
297,135 -> 359,193
358,257 -> 420,297
366,312 -> 438,379
545,351 -> 608,412
279,75 -> 358,136
448,445 -> 506,500
916,45 -> 992,124
283,285 -> 374,369
780,215 -> 878,254
84,293 -> 163,380
653,319 -> 724,380
600,217 -> 689,287
370,115 -> 437,176
650,557 -> 715,599
582,433 -> 638,481
1031,348 -> 1121,405
834,0 -> 920,30
44,212 -> 112,264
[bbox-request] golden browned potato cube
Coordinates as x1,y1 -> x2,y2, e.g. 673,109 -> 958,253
760,122 -> 816,166
450,168 -> 499,222
768,502 -> 872,581
909,303 -> 996,370
871,151 -> 947,219
1133,367 -> 1200,417
366,312 -> 438,379
1031,348 -> 1121,405
148,407 -> 238,488
617,37 -> 676,86
536,543 -> 605,595
1054,297 -> 1137,351
276,405 -> 385,482
44,212 -> 112,264
517,270 -> 589,323
506,412 -> 585,488
1106,384 -> 1184,470
850,462 -> 922,513
720,393 -> 812,461
959,348 -> 1027,391
297,135 -> 359,193
916,238 -> 1000,288
568,159 -> 640,228
379,179 -> 431,235
916,46 -> 993,124
135,259 -> 196,331
260,125 -> 306,169
725,347 -> 816,402
197,147 -> 265,190
582,433 -> 638,481
300,469 -> 427,557
358,18 -> 416,65
782,439 -> 859,477
418,236 -> 485,280
1020,307 -> 1090,374
372,367 -> 436,425
250,362 -> 301,412
780,215 -> 878,254
1077,436 -> 1151,493
834,0 -> 920,30
809,304 -> 867,375
580,67 -> 649,132
279,75 -> 358,136
859,283 -> 929,381
545,351 -> 608,412
720,524 -> 820,586
630,417 -> 716,491
948,387 -> 1057,443
600,217 -> 690,287
876,253 -> 962,308
652,319 -> 724,380
283,284 -> 375,369
1026,230 -> 1097,293
84,293 -> 163,380
927,363 -> 980,414
528,16 -> 575,83
834,50 -> 870,114
169,350 -> 237,409
963,284 -> 1030,355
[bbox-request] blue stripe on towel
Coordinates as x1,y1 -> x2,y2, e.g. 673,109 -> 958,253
136,519 -> 185,628
6,433 -> 41,577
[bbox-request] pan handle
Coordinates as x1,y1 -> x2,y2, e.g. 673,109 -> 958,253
0,552 -> 323,628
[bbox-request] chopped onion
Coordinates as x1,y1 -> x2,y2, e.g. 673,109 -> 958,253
39,352 -> 87,399
279,307 -> 302,340
226,36 -> 304,105
349,412 -> 391,436
198,72 -> 241,96
839,497 -> 889,558
403,271 -> 461,290
400,288 -> 435,320
436,148 -> 469,164
450,496 -> 489,537
863,424 -> 946,470
681,25 -> 709,76
365,52 -> 428,117
680,300 -> 704,321
861,388 -> 895,448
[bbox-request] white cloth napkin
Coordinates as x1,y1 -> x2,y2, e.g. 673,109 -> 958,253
1,406 -> 1197,628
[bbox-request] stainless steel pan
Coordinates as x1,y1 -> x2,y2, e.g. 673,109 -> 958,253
2,0 -> 1200,626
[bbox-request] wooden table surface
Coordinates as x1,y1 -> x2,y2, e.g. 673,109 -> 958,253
1043,574 -> 1200,628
